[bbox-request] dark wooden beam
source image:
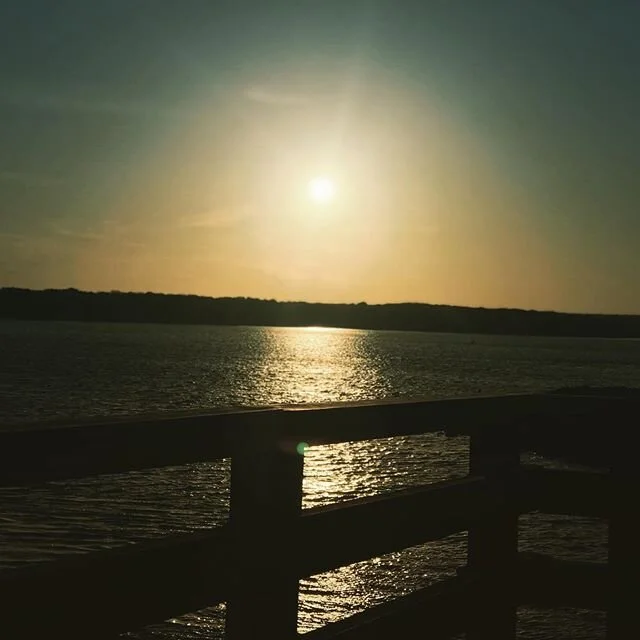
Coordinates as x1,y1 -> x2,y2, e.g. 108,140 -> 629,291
608,437 -> 640,639
225,425 -> 304,640
296,476 -> 499,578
466,423 -> 520,640
0,526 -> 230,640
519,466 -> 611,518
0,409 -> 274,485
1,392 -> 635,486
516,553 -> 608,611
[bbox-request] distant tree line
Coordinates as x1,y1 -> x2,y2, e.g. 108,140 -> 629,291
1,287 -> 639,338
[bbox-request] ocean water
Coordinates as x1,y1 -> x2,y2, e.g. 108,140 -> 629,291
1,321 -> 639,638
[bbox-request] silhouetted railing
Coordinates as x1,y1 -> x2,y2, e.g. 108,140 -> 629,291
0,391 -> 638,639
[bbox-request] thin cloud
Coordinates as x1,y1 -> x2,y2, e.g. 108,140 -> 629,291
0,171 -> 62,188
0,259 -> 17,276
2,220 -> 202,276
0,232 -> 63,259
44,222 -> 145,249
53,227 -> 104,242
245,85 -> 311,107
179,208 -> 252,230
1,88 -> 192,120
0,234 -> 30,255
0,232 -> 26,240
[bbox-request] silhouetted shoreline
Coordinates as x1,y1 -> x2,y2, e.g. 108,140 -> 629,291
1,287 -> 639,338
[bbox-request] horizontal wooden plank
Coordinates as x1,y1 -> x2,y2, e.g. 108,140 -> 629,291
296,476 -> 506,577
516,553 -> 608,611
0,526 -> 230,639
285,392 -> 637,444
0,393 -> 512,484
304,574 -> 479,639
1,392 -> 635,485
519,467 -> 611,518
0,409 -> 276,485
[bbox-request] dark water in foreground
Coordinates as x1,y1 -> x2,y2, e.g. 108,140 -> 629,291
1,321 -> 639,638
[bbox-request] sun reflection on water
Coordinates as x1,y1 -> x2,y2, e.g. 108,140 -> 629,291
248,326 -> 392,405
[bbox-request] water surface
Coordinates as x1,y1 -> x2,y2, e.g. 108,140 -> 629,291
1,321 -> 637,638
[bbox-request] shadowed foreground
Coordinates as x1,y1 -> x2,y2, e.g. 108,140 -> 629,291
0,389 -> 638,639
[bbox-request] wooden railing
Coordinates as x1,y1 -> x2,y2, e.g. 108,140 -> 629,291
0,391 -> 638,639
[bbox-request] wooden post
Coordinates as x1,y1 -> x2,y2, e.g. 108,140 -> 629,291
607,427 -> 639,639
225,424 -> 304,640
466,423 -> 520,640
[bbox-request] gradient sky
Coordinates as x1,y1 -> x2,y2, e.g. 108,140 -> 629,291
1,1 -> 638,314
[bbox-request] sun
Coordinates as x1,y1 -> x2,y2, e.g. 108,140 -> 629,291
307,176 -> 336,204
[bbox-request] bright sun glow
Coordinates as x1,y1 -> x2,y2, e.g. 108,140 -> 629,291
307,176 -> 336,204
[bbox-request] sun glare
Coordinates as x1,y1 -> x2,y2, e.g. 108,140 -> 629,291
308,176 -> 336,204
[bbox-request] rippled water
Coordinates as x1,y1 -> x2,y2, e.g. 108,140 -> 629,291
1,321 -> 638,638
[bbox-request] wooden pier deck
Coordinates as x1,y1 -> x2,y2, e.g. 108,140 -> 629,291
0,390 -> 638,639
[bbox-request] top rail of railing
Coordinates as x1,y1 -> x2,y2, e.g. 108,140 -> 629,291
0,390 -> 636,486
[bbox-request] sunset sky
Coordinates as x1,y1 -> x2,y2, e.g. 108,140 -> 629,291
1,1 -> 638,314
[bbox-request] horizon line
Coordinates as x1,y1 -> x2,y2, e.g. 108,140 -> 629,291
2,286 -> 639,319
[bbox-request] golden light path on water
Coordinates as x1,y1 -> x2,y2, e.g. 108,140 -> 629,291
249,326 -> 393,405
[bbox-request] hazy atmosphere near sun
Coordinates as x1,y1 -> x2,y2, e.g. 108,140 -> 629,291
1,1 -> 638,314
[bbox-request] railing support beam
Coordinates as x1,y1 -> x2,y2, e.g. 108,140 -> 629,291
466,424 -> 520,640
225,424 -> 304,640
607,434 -> 639,639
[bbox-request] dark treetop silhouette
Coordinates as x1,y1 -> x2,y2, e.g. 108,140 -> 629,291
1,288 -> 639,338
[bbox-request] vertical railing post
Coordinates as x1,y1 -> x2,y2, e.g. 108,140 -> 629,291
607,425 -> 639,639
466,423 -> 520,640
225,420 -> 304,640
